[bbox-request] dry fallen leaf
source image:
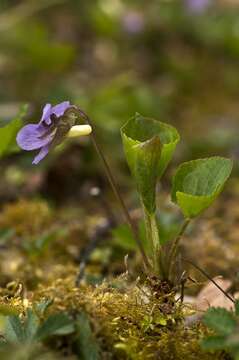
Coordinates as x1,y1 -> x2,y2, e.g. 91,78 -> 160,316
195,277 -> 233,312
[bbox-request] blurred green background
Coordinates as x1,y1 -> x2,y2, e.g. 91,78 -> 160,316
0,0 -> 238,313
0,0 -> 238,205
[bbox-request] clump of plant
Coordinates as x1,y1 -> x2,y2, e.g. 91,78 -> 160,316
201,301 -> 239,359
120,113 -> 233,283
16,103 -> 233,288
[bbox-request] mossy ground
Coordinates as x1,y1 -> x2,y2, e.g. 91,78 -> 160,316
1,273 -> 220,360
0,196 -> 237,359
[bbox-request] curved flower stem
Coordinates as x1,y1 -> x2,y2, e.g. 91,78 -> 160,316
77,108 -> 151,272
167,218 -> 191,280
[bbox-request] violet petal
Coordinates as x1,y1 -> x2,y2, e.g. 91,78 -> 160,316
16,124 -> 55,151
51,101 -> 71,118
32,144 -> 50,164
40,103 -> 52,125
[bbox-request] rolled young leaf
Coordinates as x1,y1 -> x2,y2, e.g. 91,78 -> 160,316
121,113 -> 180,214
171,157 -> 233,218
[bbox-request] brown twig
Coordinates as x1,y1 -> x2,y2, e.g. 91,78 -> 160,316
182,258 -> 235,304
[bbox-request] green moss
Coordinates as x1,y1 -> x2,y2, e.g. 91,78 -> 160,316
0,199 -> 52,236
33,276 -> 221,359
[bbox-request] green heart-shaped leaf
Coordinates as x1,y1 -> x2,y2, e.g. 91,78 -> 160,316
171,157 -> 233,218
121,113 -> 180,214
0,104 -> 28,157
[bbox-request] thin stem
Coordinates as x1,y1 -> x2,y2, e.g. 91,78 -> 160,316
143,208 -> 161,274
77,108 -> 151,271
182,258 -> 235,304
167,218 -> 190,279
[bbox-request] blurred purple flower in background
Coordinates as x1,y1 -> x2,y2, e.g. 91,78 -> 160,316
185,0 -> 211,14
121,10 -> 144,34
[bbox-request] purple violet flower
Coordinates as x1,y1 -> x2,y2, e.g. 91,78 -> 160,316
17,101 -> 80,164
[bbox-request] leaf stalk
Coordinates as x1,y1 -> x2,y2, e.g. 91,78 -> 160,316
167,218 -> 191,280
